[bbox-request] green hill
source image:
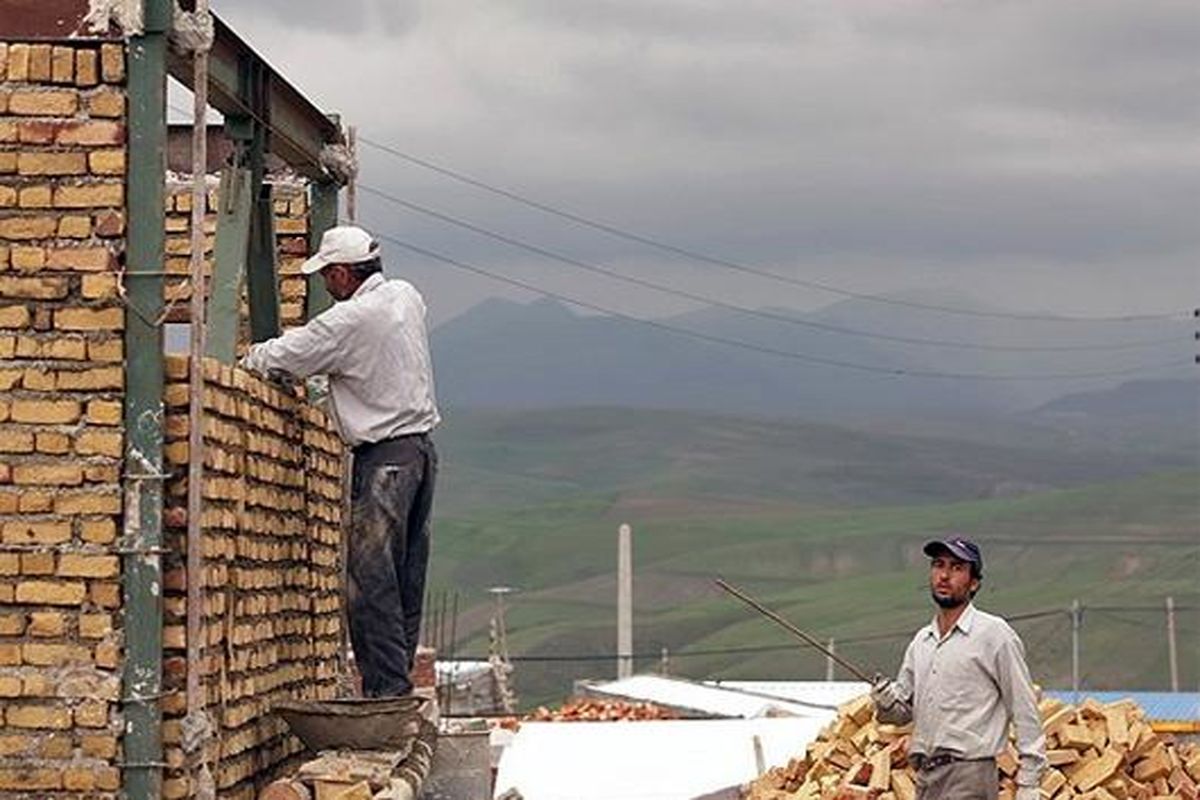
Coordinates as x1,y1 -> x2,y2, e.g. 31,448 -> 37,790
424,409 -> 1199,707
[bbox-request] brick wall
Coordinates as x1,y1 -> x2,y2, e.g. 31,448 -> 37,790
161,178 -> 311,338
161,356 -> 344,799
0,41 -> 127,796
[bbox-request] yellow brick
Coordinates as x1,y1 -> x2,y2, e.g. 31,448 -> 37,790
57,553 -> 118,578
85,399 -> 122,425
0,735 -> 29,758
88,148 -> 125,175
21,674 -> 53,696
16,492 -> 53,514
14,581 -> 86,606
0,305 -> 30,327
74,698 -> 108,727
94,640 -> 119,668
22,642 -> 80,665
0,429 -> 34,453
44,246 -> 113,271
0,216 -> 57,240
10,398 -> 81,424
18,151 -> 87,176
50,46 -> 75,83
17,185 -> 52,208
0,369 -> 19,390
86,87 -> 123,117
79,612 -> 112,638
89,581 -> 120,608
26,611 -> 65,637
20,553 -> 54,577
0,556 -> 16,577
80,518 -> 116,544
22,370 -> 57,393
27,45 -> 51,81
0,185 -> 15,206
81,733 -> 117,758
56,120 -> 123,146
164,440 -> 189,465
55,365 -> 123,391
0,275 -> 68,299
12,463 -> 83,486
75,49 -> 98,86
0,645 -> 19,665
7,90 -> 78,117
7,44 -> 30,81
83,463 -> 118,483
74,429 -> 123,457
15,334 -> 88,360
34,431 -> 70,454
56,215 -> 91,238
54,492 -> 120,515
5,704 -> 72,729
88,337 -> 123,362
53,182 -> 123,208
0,122 -> 12,144
0,767 -> 63,791
54,307 -> 123,330
0,677 -> 20,698
10,246 -> 45,270
80,272 -> 119,298
0,151 -> 13,174
63,768 -> 95,792
100,43 -> 124,83
37,733 -> 70,757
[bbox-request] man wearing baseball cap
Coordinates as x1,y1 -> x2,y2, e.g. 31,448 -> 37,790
870,536 -> 1045,800
243,225 -> 439,698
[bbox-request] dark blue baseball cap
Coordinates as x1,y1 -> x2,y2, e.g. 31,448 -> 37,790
923,536 -> 983,573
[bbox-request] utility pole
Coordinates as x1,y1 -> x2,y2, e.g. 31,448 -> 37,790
1166,596 -> 1179,692
617,523 -> 633,679
1071,599 -> 1081,696
346,124 -> 357,222
825,638 -> 836,682
488,586 -> 516,713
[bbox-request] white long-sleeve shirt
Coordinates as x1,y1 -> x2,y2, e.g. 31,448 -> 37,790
242,273 -> 440,447
883,603 -> 1046,788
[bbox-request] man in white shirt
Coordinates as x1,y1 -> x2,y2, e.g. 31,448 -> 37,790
870,537 -> 1046,800
243,225 -> 440,697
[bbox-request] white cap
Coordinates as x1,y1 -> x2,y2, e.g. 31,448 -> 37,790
300,225 -> 381,275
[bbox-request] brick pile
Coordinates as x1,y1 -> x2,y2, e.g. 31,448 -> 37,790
161,355 -> 345,799
0,40 -> 127,795
160,178 -> 311,337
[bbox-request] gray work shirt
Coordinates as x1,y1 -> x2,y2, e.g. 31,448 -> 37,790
884,603 -> 1046,788
242,273 -> 440,446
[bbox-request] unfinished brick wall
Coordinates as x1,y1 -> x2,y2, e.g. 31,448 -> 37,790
161,178 -> 312,338
0,41 -> 127,795
161,356 -> 344,799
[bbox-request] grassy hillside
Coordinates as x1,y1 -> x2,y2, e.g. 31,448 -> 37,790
424,409 -> 1199,707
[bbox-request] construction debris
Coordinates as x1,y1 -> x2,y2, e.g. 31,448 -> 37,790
745,694 -> 1200,800
259,720 -> 438,800
496,698 -> 679,730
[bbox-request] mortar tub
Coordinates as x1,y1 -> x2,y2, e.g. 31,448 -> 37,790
275,696 -> 429,752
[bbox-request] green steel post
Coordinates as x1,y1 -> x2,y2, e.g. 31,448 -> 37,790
122,1 -> 171,798
205,166 -> 253,362
306,179 -> 339,319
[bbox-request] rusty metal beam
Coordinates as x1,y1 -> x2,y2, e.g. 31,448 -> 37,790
0,0 -> 121,40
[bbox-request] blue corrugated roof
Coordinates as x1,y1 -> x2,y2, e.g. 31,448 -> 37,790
1044,690 -> 1200,722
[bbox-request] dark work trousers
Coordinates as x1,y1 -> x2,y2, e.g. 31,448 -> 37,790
915,758 -> 999,800
347,433 -> 437,697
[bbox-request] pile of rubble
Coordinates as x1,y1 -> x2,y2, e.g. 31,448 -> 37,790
746,694 -> 1200,800
495,699 -> 678,730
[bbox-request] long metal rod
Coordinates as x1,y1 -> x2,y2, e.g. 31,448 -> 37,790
185,0 -> 211,723
123,2 -> 173,796
714,578 -> 874,683
1165,596 -> 1179,692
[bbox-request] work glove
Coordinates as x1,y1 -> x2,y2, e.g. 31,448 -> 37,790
1015,786 -> 1040,800
870,674 -> 905,711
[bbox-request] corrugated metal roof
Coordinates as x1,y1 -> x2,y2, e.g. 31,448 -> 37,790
1044,690 -> 1200,722
580,675 -> 854,719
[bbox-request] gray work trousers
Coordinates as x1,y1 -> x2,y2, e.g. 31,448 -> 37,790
916,758 -> 999,800
347,433 -> 438,697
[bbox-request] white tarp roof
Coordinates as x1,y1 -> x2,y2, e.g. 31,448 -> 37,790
581,675 -> 868,719
493,717 -> 828,800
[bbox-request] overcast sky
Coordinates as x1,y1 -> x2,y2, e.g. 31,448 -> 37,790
203,0 -> 1198,328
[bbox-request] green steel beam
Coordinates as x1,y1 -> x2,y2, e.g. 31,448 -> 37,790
306,179 -> 338,320
205,166 -> 253,362
247,189 -> 281,341
167,11 -> 342,180
122,0 -> 172,797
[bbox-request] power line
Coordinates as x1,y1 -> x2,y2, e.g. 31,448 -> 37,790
357,184 -> 1182,354
366,227 -> 1190,382
357,136 -> 1192,325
